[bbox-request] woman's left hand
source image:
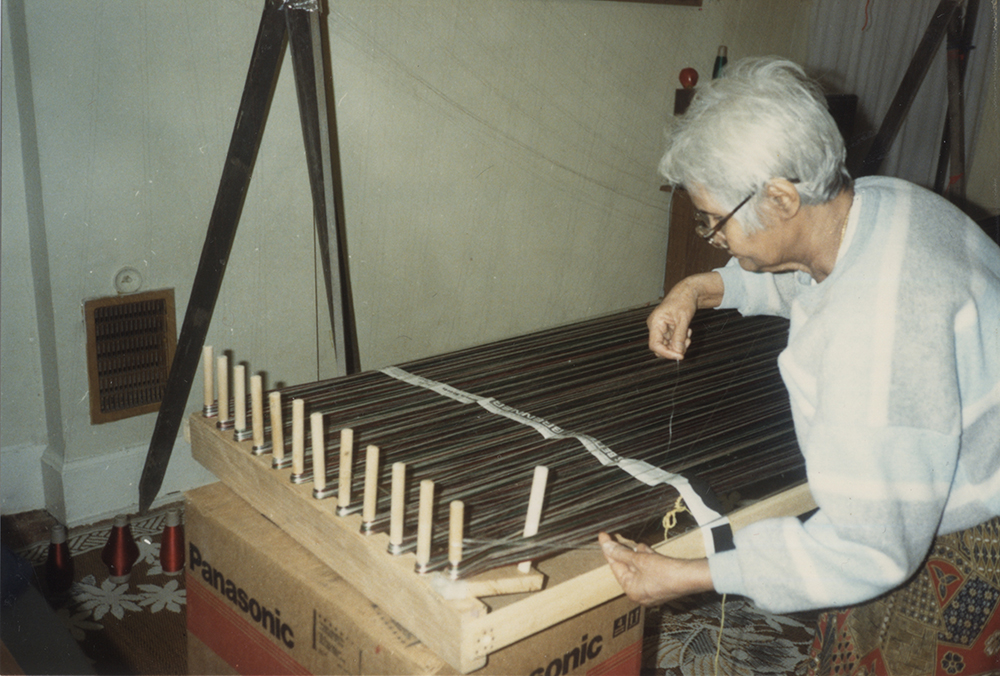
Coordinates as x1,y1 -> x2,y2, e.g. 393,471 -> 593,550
598,532 -> 715,606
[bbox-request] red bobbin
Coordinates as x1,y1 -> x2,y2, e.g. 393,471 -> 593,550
101,514 -> 140,584
45,523 -> 74,595
160,508 -> 185,575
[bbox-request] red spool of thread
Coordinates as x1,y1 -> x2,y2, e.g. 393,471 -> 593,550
101,514 -> 140,584
45,523 -> 74,596
160,508 -> 185,575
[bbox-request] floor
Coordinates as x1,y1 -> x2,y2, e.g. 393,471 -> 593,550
2,503 -> 818,676
1,504 -> 186,676
1,509 -> 59,553
2,510 -> 94,675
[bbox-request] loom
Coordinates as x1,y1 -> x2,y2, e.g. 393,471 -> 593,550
190,305 -> 818,672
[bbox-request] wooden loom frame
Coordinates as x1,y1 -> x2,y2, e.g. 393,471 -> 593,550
190,412 -> 816,673
181,3 -> 820,669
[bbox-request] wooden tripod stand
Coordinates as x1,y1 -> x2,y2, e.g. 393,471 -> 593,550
138,0 -> 358,513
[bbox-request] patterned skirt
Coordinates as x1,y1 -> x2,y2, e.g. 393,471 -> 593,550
807,516 -> 1000,676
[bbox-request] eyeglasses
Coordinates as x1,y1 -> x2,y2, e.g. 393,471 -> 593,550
694,179 -> 800,248
694,192 -> 754,248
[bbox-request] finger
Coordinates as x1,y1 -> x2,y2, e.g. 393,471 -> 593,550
598,533 -> 634,564
665,316 -> 693,357
647,321 -> 673,355
599,544 -> 633,581
650,341 -> 685,361
648,322 -> 686,360
614,533 -> 639,550
598,531 -> 620,557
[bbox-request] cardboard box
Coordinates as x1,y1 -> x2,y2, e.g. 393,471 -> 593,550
186,482 -> 643,675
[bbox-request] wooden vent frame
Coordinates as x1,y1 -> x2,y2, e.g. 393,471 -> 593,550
84,289 -> 177,424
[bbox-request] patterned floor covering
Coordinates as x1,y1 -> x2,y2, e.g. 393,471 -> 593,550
644,593 -> 817,676
13,511 -> 187,675
9,510 -> 817,675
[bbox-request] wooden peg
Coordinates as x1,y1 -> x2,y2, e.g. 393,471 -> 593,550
361,445 -> 380,534
250,375 -> 270,454
415,479 -> 435,574
269,391 -> 289,469
202,345 -> 217,417
233,365 -> 251,441
388,462 -> 406,555
518,465 -> 549,573
448,500 -> 464,579
232,364 -> 245,431
312,412 -> 334,498
336,428 -> 354,515
290,398 -> 308,483
216,355 -> 233,429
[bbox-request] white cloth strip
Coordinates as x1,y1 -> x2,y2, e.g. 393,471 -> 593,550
380,366 -> 483,405
379,366 -> 730,553
477,398 -> 622,466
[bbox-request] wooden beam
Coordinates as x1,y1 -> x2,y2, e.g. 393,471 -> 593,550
859,0 -> 962,177
191,413 -> 816,672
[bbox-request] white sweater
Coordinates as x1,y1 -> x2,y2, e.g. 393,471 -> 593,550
707,176 -> 1000,612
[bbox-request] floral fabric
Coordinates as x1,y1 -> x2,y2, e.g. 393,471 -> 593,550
808,517 -> 1000,676
644,592 -> 818,675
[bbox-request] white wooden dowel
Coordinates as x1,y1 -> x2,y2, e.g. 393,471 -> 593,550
233,365 -> 247,433
251,376 -> 264,445
518,465 -> 549,573
449,500 -> 464,574
291,398 -> 305,476
202,345 -> 215,415
269,391 -> 284,462
216,355 -> 230,426
362,445 -> 380,531
337,428 -> 354,514
389,462 -> 406,554
416,479 -> 435,573
312,412 -> 325,494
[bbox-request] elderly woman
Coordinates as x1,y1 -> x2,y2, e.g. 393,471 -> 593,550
600,58 -> 1000,672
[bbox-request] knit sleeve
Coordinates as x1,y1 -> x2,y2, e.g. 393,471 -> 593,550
708,278 -> 965,612
707,178 -> 999,612
715,258 -> 811,318
708,423 -> 960,612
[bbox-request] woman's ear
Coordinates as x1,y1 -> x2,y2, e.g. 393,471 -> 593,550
763,179 -> 802,220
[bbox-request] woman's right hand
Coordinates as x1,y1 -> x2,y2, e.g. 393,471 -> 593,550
647,272 -> 724,360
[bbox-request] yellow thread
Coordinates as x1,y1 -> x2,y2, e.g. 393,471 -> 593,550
714,593 -> 727,676
662,496 -> 688,540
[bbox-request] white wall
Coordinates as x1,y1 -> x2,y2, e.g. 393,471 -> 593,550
1,0 -> 811,525
967,47 -> 999,215
2,1 -> 52,515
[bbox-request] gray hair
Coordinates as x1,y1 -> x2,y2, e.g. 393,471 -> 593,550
659,57 -> 851,232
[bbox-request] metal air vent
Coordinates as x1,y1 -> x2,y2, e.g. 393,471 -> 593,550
84,289 -> 177,424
